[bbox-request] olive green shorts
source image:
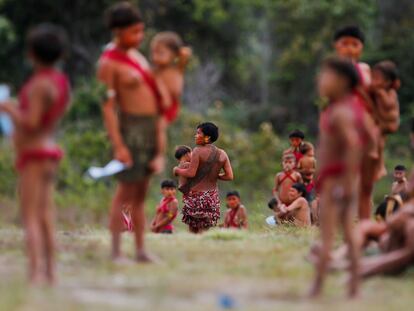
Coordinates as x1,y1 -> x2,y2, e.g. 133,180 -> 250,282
115,113 -> 157,183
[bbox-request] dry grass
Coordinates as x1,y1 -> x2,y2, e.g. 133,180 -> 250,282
1,225 -> 414,311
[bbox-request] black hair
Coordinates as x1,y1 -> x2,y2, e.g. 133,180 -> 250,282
289,129 -> 305,140
291,183 -> 307,198
27,23 -> 67,65
197,122 -> 219,143
268,198 -> 279,210
394,165 -> 406,171
105,1 -> 143,30
322,56 -> 360,90
161,179 -> 177,189
333,25 -> 365,44
175,145 -> 192,160
373,60 -> 399,83
226,191 -> 240,198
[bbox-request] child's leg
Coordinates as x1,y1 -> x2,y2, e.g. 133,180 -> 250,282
38,160 -> 58,285
309,182 -> 337,297
341,203 -> 360,298
19,163 -> 44,284
109,182 -> 134,259
359,159 -> 377,219
131,178 -> 154,262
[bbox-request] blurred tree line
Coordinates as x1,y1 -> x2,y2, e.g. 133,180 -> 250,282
0,0 -> 412,133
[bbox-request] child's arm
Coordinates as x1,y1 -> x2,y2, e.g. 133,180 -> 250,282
296,172 -> 303,183
218,151 -> 234,181
174,148 -> 200,178
239,207 -> 248,229
98,61 -> 132,166
284,198 -> 305,213
152,201 -> 178,230
177,47 -> 192,72
272,174 -> 281,200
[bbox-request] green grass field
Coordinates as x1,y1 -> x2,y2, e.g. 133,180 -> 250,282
1,224 -> 414,311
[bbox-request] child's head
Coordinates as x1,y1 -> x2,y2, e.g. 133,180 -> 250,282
27,23 -> 67,66
175,145 -> 192,162
289,183 -> 307,201
226,191 -> 241,209
333,25 -> 365,61
196,122 -> 219,145
394,165 -> 406,182
282,153 -> 296,172
318,57 -> 359,101
289,130 -> 305,148
105,2 -> 144,49
161,179 -> 177,197
268,198 -> 279,211
372,60 -> 400,91
151,31 -> 184,67
299,141 -> 314,156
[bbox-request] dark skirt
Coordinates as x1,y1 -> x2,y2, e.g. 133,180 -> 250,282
182,189 -> 220,230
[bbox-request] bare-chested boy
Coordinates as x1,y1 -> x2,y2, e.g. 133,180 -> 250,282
174,145 -> 192,189
309,57 -> 364,298
223,191 -> 248,229
278,183 -> 311,227
98,2 -> 166,262
333,25 -> 380,219
283,130 -> 305,164
273,153 -> 302,207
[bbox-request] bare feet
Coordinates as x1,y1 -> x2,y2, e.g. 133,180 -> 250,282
136,251 -> 160,264
308,280 -> 322,299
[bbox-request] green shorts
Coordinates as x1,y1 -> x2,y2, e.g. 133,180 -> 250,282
115,113 -> 158,182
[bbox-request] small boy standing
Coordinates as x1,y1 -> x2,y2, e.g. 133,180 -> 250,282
150,180 -> 179,234
391,165 -> 408,197
223,191 -> 248,229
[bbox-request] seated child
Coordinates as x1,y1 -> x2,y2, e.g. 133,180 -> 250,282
150,180 -> 179,234
283,129 -> 305,164
273,153 -> 302,206
174,145 -> 192,188
223,191 -> 248,229
151,32 -> 192,123
278,183 -> 311,227
297,141 -> 316,180
371,60 -> 401,135
391,165 -> 408,197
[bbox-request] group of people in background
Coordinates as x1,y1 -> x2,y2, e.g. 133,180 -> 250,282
0,1 -> 413,302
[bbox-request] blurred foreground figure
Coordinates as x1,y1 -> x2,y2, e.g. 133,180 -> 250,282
0,24 -> 70,285
309,57 -> 365,298
97,2 -> 166,263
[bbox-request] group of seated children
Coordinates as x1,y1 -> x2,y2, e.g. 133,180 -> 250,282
270,130 -> 317,226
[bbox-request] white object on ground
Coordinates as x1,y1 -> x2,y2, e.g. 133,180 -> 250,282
265,215 -> 277,226
87,160 -> 128,180
0,84 -> 13,137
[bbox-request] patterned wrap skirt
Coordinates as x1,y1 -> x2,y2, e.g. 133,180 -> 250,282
182,189 -> 221,230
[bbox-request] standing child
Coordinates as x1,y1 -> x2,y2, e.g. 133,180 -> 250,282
273,153 -> 302,207
150,180 -> 179,234
333,25 -> 380,219
98,2 -> 166,263
309,57 -> 364,298
223,191 -> 248,229
151,32 -> 191,123
0,24 -> 70,285
174,145 -> 192,189
283,130 -> 305,164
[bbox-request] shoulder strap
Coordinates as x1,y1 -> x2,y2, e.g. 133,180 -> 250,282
179,145 -> 220,195
279,171 -> 295,184
101,48 -> 164,114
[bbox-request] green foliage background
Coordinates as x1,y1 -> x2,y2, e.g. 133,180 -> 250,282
0,0 -> 412,225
